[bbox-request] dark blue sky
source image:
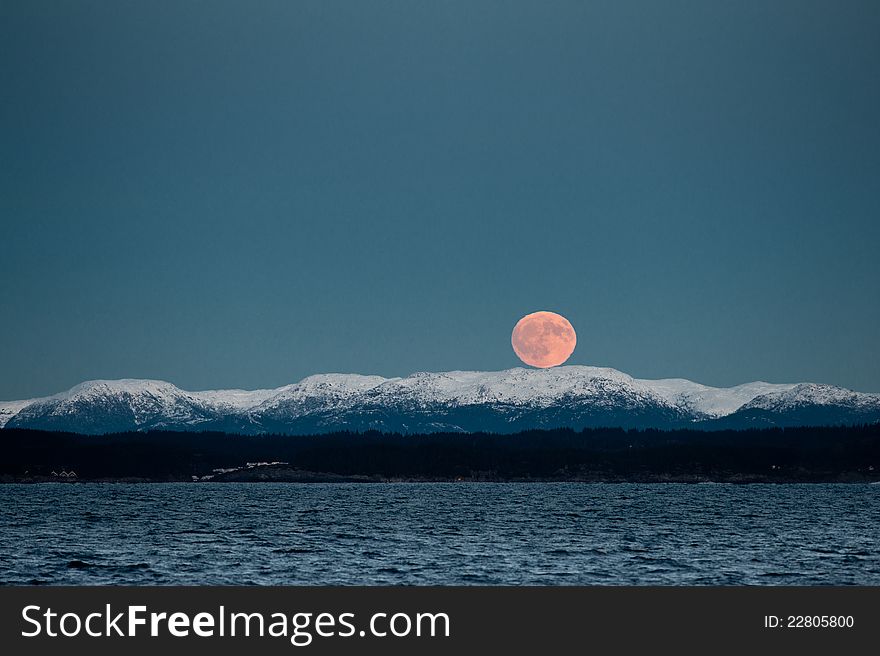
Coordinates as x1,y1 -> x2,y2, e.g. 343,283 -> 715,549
2,1 -> 879,399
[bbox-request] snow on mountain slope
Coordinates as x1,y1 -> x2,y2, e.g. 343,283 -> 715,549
2,368 -> 878,434
192,388 -> 278,411
742,383 -> 880,412
713,383 -> 880,428
354,367 -> 798,418
639,378 -> 798,418
255,374 -> 392,411
6,379 -> 223,433
249,368 -> 736,433
0,399 -> 37,428
359,367 -> 674,409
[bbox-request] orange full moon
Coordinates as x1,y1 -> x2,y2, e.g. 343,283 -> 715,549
511,311 -> 577,368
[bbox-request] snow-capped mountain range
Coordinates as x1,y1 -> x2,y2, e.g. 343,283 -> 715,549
2,366 -> 879,435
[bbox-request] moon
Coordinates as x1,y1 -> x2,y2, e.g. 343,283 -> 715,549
511,311 -> 577,368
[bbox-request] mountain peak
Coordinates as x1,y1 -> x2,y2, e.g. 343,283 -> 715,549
59,378 -> 184,399
743,383 -> 876,412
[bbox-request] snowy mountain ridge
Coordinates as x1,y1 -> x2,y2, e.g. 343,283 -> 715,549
1,367 -> 878,434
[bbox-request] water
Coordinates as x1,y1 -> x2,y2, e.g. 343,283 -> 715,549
0,483 -> 877,585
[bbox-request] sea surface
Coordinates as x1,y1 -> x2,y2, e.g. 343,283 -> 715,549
0,483 -> 878,585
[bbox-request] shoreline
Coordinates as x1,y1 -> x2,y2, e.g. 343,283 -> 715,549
3,473 -> 878,485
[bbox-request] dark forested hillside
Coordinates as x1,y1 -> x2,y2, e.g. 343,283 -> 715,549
1,425 -> 878,483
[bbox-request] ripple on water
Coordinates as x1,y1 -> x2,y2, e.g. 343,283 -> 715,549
0,483 -> 877,585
